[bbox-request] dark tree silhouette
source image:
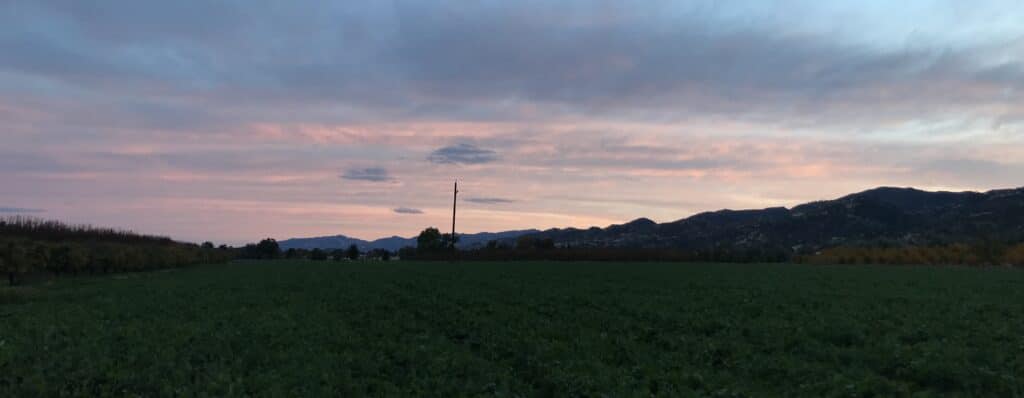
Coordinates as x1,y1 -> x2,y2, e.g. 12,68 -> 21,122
417,227 -> 442,251
367,248 -> 391,261
255,238 -> 281,259
346,244 -> 360,260
310,248 -> 328,261
330,249 -> 346,261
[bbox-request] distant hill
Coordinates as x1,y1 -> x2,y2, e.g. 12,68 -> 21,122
278,235 -> 370,251
279,229 -> 539,251
280,187 -> 1024,254
526,187 -> 1024,253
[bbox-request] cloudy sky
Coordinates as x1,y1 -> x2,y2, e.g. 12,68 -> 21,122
2,1 -> 1023,244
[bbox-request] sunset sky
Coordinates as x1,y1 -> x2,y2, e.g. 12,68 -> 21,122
2,1 -> 1023,245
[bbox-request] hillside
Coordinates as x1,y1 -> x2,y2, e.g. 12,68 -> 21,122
527,187 -> 1024,253
278,187 -> 1024,255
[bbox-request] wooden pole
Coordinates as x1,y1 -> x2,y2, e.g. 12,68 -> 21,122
451,180 -> 458,251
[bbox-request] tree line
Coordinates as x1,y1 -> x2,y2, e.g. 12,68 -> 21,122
235,238 -> 391,261
401,226 -> 1024,266
800,242 -> 1024,266
398,227 -> 791,262
1,217 -> 233,285
242,231 -> 1024,266
5,217 -> 1021,284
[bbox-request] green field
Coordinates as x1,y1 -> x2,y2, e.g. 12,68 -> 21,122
2,261 -> 1023,396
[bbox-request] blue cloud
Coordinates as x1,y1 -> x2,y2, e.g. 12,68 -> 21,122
341,167 -> 392,182
428,144 -> 498,164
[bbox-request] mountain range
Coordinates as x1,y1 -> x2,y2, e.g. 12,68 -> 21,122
279,229 -> 540,251
526,186 -> 1024,253
280,186 -> 1024,253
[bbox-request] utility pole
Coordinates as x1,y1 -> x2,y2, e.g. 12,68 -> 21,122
451,180 -> 458,251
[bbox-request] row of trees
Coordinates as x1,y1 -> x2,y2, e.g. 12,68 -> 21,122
0,216 -> 175,245
401,227 -> 1024,266
1,217 -> 233,285
801,242 -> 1024,266
298,246 -> 390,261
443,246 -> 791,263
9,216 -> 1017,282
398,227 -> 791,262
237,238 -> 392,261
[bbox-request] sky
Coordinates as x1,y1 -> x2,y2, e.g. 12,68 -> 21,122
2,1 -> 1023,245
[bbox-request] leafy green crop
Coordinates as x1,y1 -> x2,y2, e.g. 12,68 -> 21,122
1,261 -> 1022,396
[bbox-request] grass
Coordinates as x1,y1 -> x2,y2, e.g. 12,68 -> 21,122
1,261 -> 1023,396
